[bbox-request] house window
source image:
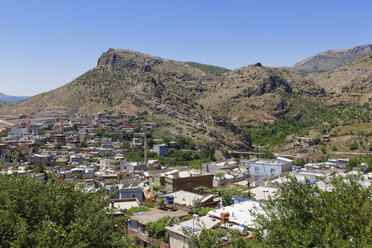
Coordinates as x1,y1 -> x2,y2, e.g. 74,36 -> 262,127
270,168 -> 276,174
255,167 -> 260,172
129,219 -> 137,230
188,183 -> 192,188
140,225 -> 146,234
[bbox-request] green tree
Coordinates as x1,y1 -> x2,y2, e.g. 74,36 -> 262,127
195,186 -> 210,195
152,185 -> 165,192
33,161 -> 46,173
121,141 -> 131,149
215,172 -> 225,179
348,158 -> 360,170
253,175 -> 372,247
260,150 -> 275,159
186,228 -> 227,248
54,142 -> 63,149
320,145 -> 327,154
220,191 -> 234,207
199,147 -> 216,161
125,151 -> 144,162
192,207 -> 214,216
331,144 -> 338,151
0,175 -> 136,247
146,216 -> 174,241
364,156 -> 372,172
79,140 -> 88,148
349,143 -> 359,151
293,158 -> 305,167
188,164 -> 202,171
0,132 -> 8,137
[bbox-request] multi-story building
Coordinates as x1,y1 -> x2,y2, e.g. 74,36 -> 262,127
154,144 -> 168,157
245,158 -> 292,180
149,169 -> 214,193
128,208 -> 188,247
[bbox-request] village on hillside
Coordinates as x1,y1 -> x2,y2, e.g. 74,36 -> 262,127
0,111 -> 370,247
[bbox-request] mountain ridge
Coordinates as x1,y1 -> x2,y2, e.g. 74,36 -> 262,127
293,44 -> 372,73
1,47 -> 371,149
0,92 -> 29,102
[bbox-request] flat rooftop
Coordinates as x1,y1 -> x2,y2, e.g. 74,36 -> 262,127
247,159 -> 289,165
245,186 -> 277,201
164,190 -> 204,206
111,200 -> 140,211
208,200 -> 264,227
165,215 -> 218,236
130,208 -> 188,225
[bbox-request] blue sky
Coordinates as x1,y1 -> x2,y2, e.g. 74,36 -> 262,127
1,0 -> 371,96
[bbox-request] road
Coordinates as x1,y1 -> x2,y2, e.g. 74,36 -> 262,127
0,119 -> 15,126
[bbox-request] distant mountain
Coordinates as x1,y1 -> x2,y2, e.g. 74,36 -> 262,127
0,92 -> 29,102
293,44 -> 372,74
309,53 -> 372,94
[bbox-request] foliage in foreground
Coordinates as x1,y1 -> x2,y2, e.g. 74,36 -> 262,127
254,175 -> 372,248
188,175 -> 371,248
0,175 -> 136,248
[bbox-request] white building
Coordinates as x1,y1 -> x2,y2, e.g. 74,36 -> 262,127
246,158 -> 292,180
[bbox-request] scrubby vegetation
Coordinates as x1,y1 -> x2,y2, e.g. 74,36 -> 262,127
245,101 -> 371,148
184,62 -> 230,76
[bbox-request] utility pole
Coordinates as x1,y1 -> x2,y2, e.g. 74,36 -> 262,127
144,134 -> 148,164
59,115 -> 63,133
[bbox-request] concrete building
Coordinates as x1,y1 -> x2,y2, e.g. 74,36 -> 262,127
207,200 -> 264,228
163,190 -> 220,209
126,162 -> 148,172
166,200 -> 264,248
107,185 -> 145,203
53,134 -> 66,145
326,158 -> 349,169
149,169 -> 214,193
29,154 -> 55,166
128,208 -> 188,247
166,216 -> 218,248
110,198 -> 140,214
202,161 -> 239,174
154,144 -> 168,157
245,158 -> 292,180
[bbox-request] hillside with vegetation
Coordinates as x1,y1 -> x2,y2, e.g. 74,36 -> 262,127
199,63 -> 323,124
308,53 -> 372,95
184,62 -> 230,76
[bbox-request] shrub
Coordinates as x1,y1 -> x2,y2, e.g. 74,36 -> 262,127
349,143 -> 359,151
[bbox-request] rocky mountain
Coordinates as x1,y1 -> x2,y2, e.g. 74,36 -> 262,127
199,63 -> 323,124
0,49 -> 251,150
308,53 -> 372,96
8,47 -> 371,149
293,44 -> 372,74
0,92 -> 29,102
